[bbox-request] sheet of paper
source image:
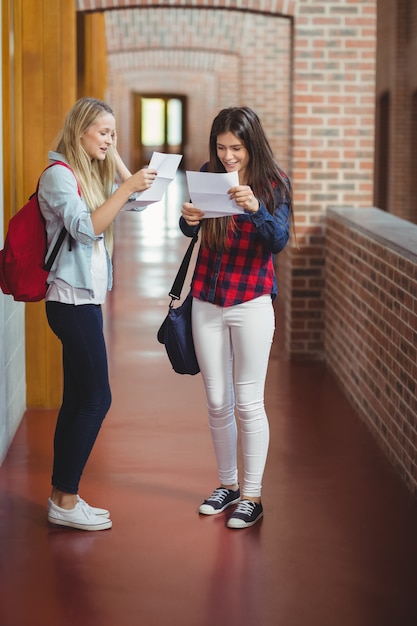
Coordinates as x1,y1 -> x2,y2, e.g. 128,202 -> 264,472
124,152 -> 183,210
185,170 -> 244,218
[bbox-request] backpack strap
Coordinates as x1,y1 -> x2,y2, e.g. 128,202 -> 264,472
40,161 -> 81,270
43,226 -> 68,271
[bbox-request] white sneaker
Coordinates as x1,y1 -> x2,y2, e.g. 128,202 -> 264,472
47,498 -> 112,531
77,495 -> 110,518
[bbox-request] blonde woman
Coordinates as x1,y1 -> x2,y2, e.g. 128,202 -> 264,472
38,98 -> 157,531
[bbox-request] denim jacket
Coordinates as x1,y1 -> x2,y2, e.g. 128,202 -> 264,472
38,151 -> 113,293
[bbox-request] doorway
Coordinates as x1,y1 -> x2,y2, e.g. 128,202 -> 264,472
132,94 -> 186,171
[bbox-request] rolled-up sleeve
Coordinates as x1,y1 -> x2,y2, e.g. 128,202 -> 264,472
38,164 -> 99,245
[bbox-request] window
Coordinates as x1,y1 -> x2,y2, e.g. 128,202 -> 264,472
133,95 -> 186,170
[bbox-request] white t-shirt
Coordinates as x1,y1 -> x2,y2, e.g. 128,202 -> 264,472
46,238 -> 108,305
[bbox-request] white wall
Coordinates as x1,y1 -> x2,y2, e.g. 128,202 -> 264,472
0,299 -> 26,465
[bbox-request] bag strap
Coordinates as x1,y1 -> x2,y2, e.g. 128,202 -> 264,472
169,228 -> 200,301
44,226 -> 67,271
41,161 -> 81,271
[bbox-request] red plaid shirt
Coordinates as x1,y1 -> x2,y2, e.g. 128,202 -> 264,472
180,189 -> 291,307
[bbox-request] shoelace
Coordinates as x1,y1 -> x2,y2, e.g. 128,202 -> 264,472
77,497 -> 96,518
208,488 -> 232,504
77,496 -> 91,511
77,499 -> 89,515
234,500 -> 256,515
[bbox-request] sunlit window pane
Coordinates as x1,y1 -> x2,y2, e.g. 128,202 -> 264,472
168,99 -> 182,146
142,99 -> 165,146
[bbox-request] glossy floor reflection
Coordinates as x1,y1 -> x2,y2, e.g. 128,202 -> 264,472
1,174 -> 417,626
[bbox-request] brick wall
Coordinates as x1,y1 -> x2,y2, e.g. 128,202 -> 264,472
290,0 -> 377,358
326,207 -> 417,495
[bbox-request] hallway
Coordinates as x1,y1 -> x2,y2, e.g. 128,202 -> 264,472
1,175 -> 417,626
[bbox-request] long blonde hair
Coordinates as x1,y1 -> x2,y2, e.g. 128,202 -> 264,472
55,97 -> 117,255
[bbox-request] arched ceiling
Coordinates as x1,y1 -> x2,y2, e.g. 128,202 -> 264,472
75,1 -> 293,171
77,0 -> 293,73
76,0 -> 294,17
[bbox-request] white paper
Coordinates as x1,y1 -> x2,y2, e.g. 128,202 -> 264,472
185,170 -> 244,218
124,152 -> 183,210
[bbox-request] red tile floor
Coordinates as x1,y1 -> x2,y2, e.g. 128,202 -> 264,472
1,175 -> 417,626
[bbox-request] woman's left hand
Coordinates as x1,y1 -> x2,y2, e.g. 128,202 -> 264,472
228,185 -> 259,213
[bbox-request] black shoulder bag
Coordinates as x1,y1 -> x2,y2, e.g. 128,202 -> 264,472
157,230 -> 200,375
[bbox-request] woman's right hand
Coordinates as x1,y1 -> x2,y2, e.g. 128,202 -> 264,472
92,168 -> 157,235
181,202 -> 205,226
128,167 -> 158,193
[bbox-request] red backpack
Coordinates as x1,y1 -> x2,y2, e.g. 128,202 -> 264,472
0,162 -> 78,302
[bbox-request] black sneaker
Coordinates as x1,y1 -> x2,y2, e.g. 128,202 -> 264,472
227,500 -> 263,528
199,487 -> 240,515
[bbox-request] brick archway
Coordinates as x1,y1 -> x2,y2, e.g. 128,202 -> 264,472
104,7 -> 292,174
76,0 -> 377,361
76,0 -> 295,17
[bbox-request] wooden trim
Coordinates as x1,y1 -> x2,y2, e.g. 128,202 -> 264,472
78,12 -> 107,100
14,0 -> 78,407
2,0 -> 12,231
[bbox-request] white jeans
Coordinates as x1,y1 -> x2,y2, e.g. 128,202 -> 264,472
192,295 -> 275,498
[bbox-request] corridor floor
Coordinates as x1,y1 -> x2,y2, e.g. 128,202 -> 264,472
1,175 -> 417,626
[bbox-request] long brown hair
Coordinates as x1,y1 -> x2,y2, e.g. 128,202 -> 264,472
202,107 -> 292,250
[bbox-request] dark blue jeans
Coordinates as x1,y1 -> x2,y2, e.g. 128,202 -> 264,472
46,302 -> 112,494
